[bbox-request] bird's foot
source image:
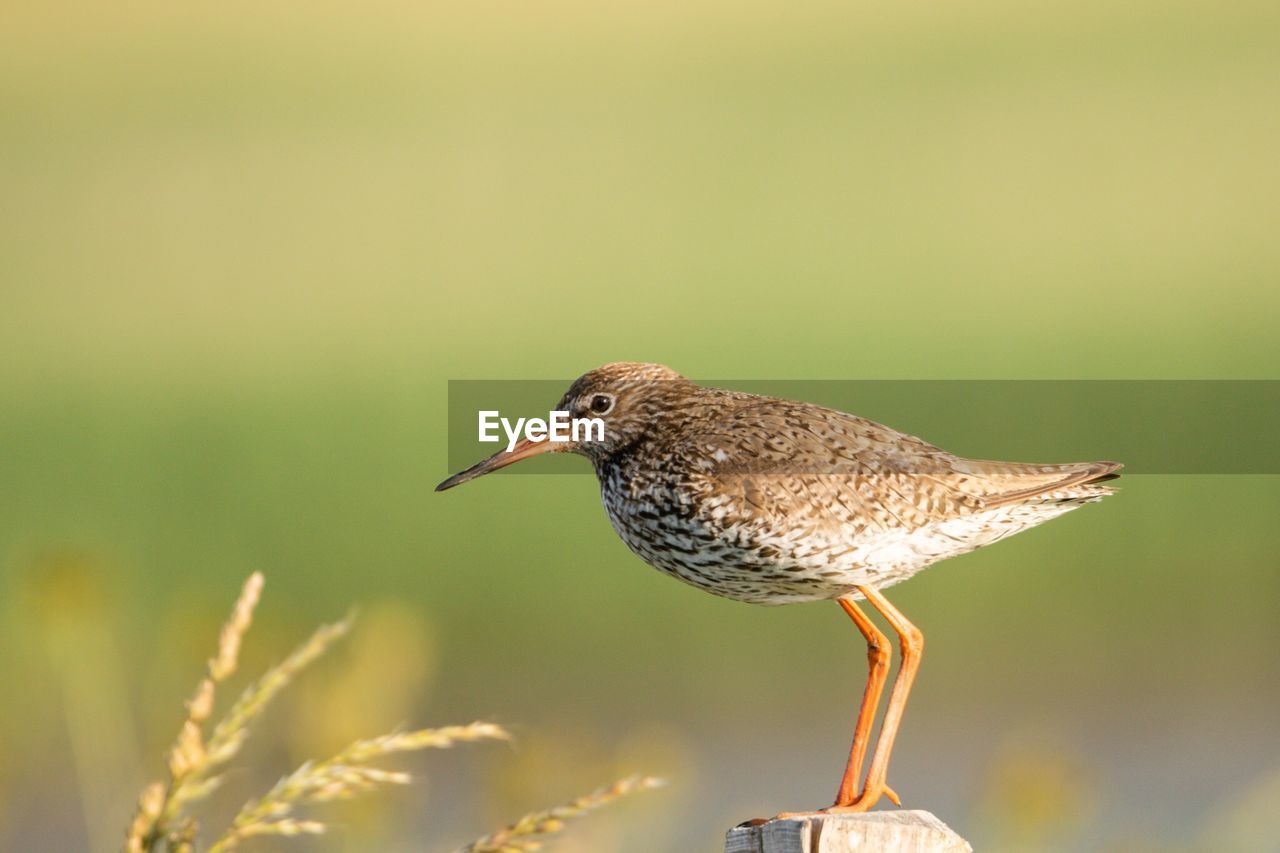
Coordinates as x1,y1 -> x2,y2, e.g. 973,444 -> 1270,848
754,783 -> 901,824
825,781 -> 901,813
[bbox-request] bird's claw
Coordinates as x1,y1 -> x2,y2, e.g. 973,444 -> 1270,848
822,781 -> 903,814
759,782 -> 902,824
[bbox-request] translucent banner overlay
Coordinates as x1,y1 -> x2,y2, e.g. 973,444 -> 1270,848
446,380 -> 1280,475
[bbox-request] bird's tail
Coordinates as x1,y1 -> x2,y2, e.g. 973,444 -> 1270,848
952,459 -> 1123,508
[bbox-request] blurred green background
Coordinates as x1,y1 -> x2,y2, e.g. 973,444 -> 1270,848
2,0 -> 1278,850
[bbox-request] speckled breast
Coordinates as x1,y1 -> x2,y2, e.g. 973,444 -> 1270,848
595,460 -> 876,605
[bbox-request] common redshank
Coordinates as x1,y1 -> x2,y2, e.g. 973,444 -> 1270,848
437,362 -> 1120,813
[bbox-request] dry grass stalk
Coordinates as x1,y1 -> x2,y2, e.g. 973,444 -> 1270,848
457,775 -> 665,853
126,572 -> 265,853
209,723 -> 511,852
161,615 -> 354,822
199,616 -> 352,778
124,573 -> 657,852
123,574 -> 362,851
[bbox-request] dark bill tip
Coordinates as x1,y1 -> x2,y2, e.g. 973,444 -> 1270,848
435,437 -> 556,493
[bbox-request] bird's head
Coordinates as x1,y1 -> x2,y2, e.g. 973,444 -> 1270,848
435,362 -> 690,491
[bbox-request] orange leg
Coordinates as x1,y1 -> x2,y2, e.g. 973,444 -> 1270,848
832,585 -> 923,813
832,596 -> 892,807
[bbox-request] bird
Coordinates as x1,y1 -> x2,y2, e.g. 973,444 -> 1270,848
436,362 -> 1120,813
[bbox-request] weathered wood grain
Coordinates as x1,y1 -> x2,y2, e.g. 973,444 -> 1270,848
724,810 -> 971,853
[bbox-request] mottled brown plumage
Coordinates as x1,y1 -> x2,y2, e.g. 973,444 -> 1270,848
438,362 -> 1120,813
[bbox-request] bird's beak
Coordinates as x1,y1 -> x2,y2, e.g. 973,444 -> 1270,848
435,437 -> 556,492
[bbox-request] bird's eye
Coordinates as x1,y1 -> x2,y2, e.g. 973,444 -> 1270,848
589,393 -> 614,415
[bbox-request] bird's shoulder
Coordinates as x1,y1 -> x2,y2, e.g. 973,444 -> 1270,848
668,393 -> 953,476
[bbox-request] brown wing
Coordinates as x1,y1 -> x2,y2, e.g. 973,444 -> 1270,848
681,395 -> 1120,532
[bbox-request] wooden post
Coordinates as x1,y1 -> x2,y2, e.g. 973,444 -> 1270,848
725,810 -> 971,853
